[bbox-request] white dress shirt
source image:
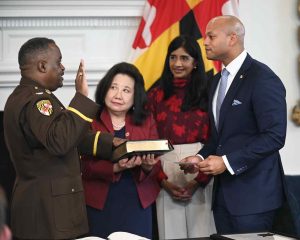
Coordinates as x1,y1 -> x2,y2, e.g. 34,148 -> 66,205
214,50 -> 247,175
197,50 -> 247,175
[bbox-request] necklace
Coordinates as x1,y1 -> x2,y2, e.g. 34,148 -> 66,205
112,121 -> 125,130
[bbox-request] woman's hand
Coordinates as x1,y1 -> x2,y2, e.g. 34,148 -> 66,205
182,180 -> 199,197
141,154 -> 160,172
161,180 -> 192,202
179,155 -> 202,174
113,155 -> 142,173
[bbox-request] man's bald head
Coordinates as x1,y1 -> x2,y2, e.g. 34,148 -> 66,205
204,15 -> 245,65
209,15 -> 245,44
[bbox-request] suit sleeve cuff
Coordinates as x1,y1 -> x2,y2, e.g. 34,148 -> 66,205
223,155 -> 235,175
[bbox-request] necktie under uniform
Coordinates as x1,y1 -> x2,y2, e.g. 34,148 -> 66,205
216,68 -> 230,127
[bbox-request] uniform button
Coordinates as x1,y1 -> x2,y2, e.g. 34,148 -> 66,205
71,188 -> 75,192
218,145 -> 222,147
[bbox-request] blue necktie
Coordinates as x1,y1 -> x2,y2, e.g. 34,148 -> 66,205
216,68 -> 230,127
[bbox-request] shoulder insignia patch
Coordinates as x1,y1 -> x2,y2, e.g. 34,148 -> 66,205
36,100 -> 53,116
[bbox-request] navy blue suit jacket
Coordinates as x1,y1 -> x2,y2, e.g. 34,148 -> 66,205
199,54 -> 287,215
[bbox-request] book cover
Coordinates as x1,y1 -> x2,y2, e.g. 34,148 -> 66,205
111,139 -> 174,163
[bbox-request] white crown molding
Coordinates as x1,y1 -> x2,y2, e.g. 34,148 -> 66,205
0,0 -> 145,17
0,17 -> 139,28
0,69 -> 108,87
0,1 -> 144,88
0,63 -> 115,87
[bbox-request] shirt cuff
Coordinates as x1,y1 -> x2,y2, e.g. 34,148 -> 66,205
223,155 -> 235,175
196,154 -> 204,160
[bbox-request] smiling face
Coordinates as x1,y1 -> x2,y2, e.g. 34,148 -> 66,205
104,73 -> 135,116
169,47 -> 195,79
44,44 -> 65,91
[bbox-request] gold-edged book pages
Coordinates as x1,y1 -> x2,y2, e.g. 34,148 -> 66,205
111,139 -> 174,163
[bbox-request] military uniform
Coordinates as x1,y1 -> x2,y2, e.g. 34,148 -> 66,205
4,77 -> 113,239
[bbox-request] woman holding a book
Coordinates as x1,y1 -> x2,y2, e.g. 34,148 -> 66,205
80,62 -> 166,239
147,35 -> 216,239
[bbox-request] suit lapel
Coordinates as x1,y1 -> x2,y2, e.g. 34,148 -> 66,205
217,54 -> 253,132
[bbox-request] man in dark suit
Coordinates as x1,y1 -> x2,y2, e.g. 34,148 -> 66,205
180,15 -> 286,234
3,37 -> 120,239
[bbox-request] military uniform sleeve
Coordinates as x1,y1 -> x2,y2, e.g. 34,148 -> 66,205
77,130 -> 114,160
26,91 -> 112,157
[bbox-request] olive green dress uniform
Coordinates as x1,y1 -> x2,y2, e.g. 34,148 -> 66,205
4,77 -> 114,240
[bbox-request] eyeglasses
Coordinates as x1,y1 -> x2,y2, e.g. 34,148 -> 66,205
169,55 -> 194,64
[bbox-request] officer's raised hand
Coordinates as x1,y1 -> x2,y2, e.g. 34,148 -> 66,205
75,59 -> 88,96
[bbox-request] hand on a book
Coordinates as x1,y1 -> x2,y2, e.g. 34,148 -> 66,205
112,137 -> 126,147
179,155 -> 202,174
161,180 -> 192,201
113,155 -> 142,172
141,154 -> 160,172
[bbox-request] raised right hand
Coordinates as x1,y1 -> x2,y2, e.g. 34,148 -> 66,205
75,59 -> 88,96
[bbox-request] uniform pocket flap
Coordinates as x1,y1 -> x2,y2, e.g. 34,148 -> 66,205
51,176 -> 83,196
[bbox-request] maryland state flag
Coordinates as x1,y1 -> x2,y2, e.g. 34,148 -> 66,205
129,0 -> 239,90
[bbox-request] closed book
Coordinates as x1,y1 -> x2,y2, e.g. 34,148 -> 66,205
111,139 -> 174,162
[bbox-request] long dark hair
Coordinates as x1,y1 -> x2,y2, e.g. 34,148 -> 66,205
157,35 -> 209,111
95,62 -> 148,125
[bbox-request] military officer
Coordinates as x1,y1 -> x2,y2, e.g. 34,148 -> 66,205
3,37 -> 118,240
